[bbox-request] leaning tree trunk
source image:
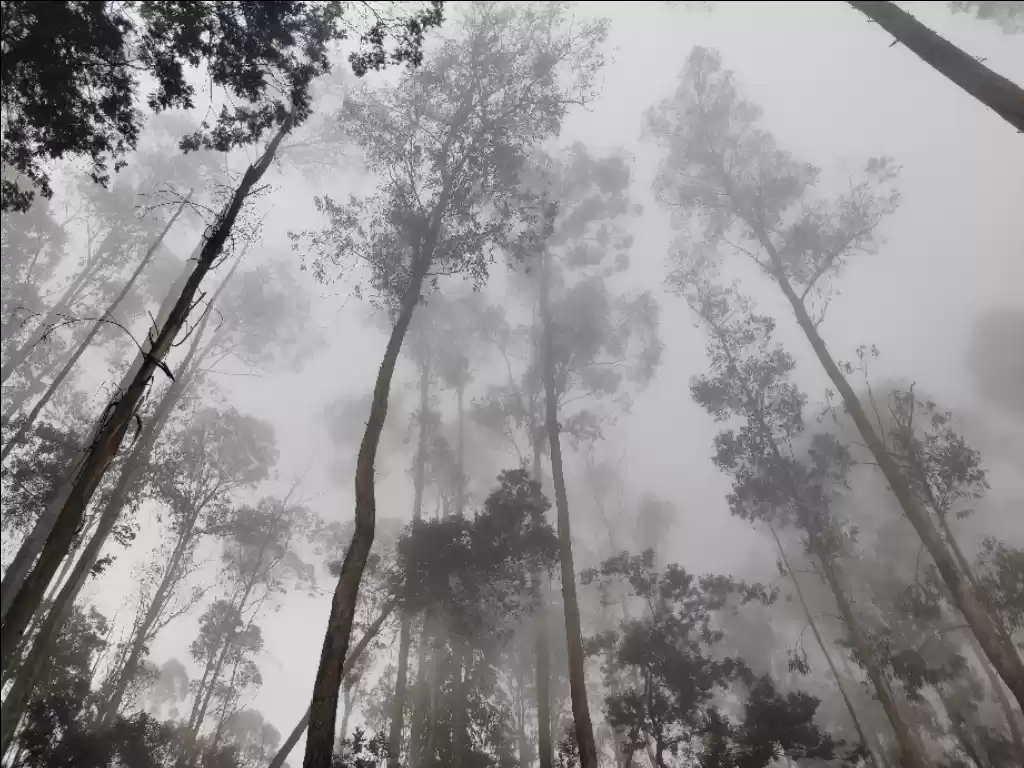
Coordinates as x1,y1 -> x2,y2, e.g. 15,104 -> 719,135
387,359 -> 431,768
0,116 -> 292,667
538,249 -> 599,768
1,193 -> 192,465
302,243 -> 434,768
746,217 -> 1024,709
847,1 -> 1024,132
268,599 -> 396,768
767,525 -> 880,768
812,541 -> 930,768
0,254 -> 231,681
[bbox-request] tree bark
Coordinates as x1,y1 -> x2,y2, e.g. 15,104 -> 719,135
539,249 -> 599,768
768,525 -> 880,767
532,437 -> 553,768
302,242 -> 434,768
268,599 -> 396,768
740,209 -> 1024,708
1,193 -> 191,465
0,256 -> 230,681
0,116 -> 292,667
387,360 -> 430,768
848,1 -> 1024,132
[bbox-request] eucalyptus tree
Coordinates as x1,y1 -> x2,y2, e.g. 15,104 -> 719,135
675,272 -> 925,768
517,144 -> 661,768
846,1 -> 1024,131
0,0 -> 443,667
647,46 -> 1024,706
583,550 -> 845,768
98,406 -> 278,725
296,5 -> 609,764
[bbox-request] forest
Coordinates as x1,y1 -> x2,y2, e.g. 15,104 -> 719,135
0,2 -> 1022,768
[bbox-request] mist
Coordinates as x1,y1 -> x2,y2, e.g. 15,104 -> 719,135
1,3 -> 1022,768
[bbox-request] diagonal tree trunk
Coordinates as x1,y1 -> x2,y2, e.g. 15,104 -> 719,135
847,1 -> 1024,132
539,248 -> 598,768
1,193 -> 192,464
767,525 -> 880,767
0,116 -> 292,666
268,599 -> 396,768
724,177 -> 1024,707
302,237 -> 435,768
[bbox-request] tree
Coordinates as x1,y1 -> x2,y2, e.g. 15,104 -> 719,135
676,271 -> 926,768
99,405 -> 278,725
296,5 -> 608,765
517,144 -> 661,768
0,0 -> 444,211
583,550 -> 844,768
0,0 -> 443,666
647,45 -> 1024,707
846,1 -> 1024,132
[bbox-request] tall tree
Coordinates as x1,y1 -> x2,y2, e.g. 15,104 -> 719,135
647,45 -> 1024,706
296,5 -> 608,765
0,0 -> 444,211
847,1 -> 1024,132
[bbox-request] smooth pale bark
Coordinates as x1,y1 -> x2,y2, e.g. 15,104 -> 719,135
768,525 -> 878,767
0,193 -> 191,465
0,116 -> 292,666
302,243 -> 434,768
539,250 -> 598,768
848,1 -> 1024,132
387,359 -> 431,768
268,599 -> 396,768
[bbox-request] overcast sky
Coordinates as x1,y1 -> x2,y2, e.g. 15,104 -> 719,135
77,0 -> 1024,751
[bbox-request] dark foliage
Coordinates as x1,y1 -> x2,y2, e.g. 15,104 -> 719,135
0,0 -> 444,211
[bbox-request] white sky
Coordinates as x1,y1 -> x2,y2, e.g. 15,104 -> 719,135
75,0 -> 1024,754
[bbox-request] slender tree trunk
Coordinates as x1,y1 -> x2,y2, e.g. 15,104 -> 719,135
532,439 -> 553,768
847,1 -> 1024,132
0,117 -> 292,666
100,505 -> 204,724
1,194 -> 191,465
455,384 -> 465,518
539,249 -> 598,768
303,241 -> 435,768
268,599 -> 396,768
0,257 -> 230,681
768,525 -> 879,767
812,543 -> 929,768
0,244 -> 103,387
388,362 -> 430,768
746,215 -> 1024,708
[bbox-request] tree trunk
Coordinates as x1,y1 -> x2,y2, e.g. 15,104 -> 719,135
746,216 -> 1024,708
388,362 -> 429,768
539,249 -> 599,768
268,599 -> 396,768
455,384 -> 465,517
532,438 -> 553,768
0,116 -> 292,666
0,240 -> 104,387
847,1 -> 1024,132
0,257 -> 229,681
812,542 -> 929,768
100,500 -> 205,724
1,193 -> 191,465
302,242 -> 434,768
768,525 -> 879,767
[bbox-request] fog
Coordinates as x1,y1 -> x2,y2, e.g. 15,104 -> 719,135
1,3 -> 1022,768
